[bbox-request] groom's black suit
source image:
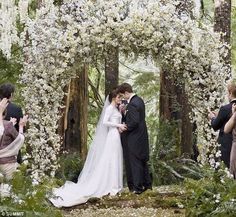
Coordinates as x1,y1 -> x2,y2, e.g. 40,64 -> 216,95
121,95 -> 152,192
211,100 -> 236,168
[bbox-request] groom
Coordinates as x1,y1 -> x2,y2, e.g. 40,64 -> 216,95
118,83 -> 152,194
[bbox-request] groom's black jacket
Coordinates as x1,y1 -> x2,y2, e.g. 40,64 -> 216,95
211,100 -> 236,168
122,95 -> 149,161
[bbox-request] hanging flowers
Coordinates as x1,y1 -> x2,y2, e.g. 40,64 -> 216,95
15,0 -> 229,180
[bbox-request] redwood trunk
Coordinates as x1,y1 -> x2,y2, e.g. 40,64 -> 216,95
105,47 -> 119,96
178,87 -> 193,156
214,0 -> 231,70
159,70 -> 179,120
63,65 -> 88,162
159,69 -> 193,157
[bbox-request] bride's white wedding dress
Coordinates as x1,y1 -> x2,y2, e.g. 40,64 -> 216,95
50,99 -> 123,207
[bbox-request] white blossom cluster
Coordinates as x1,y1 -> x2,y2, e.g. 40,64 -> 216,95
0,0 -> 19,58
18,0 -> 228,180
20,5 -> 78,180
0,0 -> 56,58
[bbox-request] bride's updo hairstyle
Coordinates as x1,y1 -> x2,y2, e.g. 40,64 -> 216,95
108,88 -> 119,103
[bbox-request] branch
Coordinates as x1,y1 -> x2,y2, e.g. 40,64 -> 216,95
88,78 -> 103,110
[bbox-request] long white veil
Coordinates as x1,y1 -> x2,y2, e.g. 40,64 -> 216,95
76,96 -> 110,184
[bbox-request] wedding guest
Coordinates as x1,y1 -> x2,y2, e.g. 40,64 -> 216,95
0,83 -> 23,163
0,114 -> 28,180
224,103 -> 236,178
208,80 -> 236,168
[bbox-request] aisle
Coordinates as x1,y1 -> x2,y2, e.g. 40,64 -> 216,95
62,186 -> 185,217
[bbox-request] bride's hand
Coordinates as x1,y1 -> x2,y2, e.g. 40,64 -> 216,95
119,104 -> 126,113
118,128 -> 123,133
119,124 -> 127,131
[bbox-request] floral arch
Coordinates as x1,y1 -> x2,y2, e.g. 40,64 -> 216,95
20,0 -> 228,180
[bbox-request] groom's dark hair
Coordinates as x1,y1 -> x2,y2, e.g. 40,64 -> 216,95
118,83 -> 133,93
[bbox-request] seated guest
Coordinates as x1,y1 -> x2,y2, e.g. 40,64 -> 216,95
0,113 -> 28,180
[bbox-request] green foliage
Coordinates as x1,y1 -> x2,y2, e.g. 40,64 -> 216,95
0,165 -> 62,217
0,47 -> 23,106
151,120 -> 180,185
151,120 -> 204,186
0,49 -> 22,84
56,152 -> 83,184
152,119 -> 180,161
185,165 -> 236,217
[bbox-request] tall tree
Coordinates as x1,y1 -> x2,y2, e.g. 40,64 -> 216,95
214,0 -> 232,71
105,47 -> 119,96
159,70 -> 180,121
178,0 -> 195,157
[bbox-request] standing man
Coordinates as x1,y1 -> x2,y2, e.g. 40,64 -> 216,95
208,80 -> 236,168
0,83 -> 23,164
118,83 -> 152,194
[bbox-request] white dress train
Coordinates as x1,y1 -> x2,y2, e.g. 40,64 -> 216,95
50,104 -> 123,207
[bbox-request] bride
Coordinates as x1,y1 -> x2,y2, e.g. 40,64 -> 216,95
50,89 -> 127,207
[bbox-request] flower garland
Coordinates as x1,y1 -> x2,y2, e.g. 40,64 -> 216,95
0,0 -> 19,58
17,0 -> 229,180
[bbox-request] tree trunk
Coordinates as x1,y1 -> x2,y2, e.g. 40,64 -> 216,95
105,47 -> 119,96
214,0 -> 231,70
159,70 -> 180,121
159,70 -> 193,157
177,0 -> 194,157
63,65 -> 88,162
178,87 -> 193,156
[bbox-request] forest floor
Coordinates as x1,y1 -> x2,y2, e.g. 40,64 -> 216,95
62,185 -> 186,217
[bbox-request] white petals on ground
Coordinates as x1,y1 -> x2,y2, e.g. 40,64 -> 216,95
64,207 -> 184,217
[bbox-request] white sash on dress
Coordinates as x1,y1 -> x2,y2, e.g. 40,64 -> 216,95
0,133 -> 24,158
